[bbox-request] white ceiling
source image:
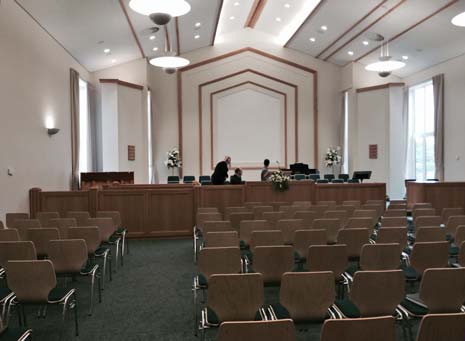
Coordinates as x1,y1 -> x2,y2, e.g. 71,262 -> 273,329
14,0 -> 465,77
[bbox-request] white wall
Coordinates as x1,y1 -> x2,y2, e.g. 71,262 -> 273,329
0,1 -> 90,222
403,53 -> 465,181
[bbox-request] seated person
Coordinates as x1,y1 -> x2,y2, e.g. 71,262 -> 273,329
211,160 -> 229,185
261,159 -> 272,181
230,168 -> 244,185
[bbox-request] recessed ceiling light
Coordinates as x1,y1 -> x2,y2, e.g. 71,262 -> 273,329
309,37 -> 316,42
153,47 -> 159,51
233,1 -> 240,6
363,41 -> 369,46
195,22 -> 201,28
111,59 -> 116,63
149,35 -> 156,40
321,25 -> 328,31
402,55 -> 409,60
104,48 -> 111,54
275,17 -> 282,22
348,51 -> 354,56
229,16 -> 235,20
194,34 -> 200,39
451,11 -> 465,27
284,3 -> 290,8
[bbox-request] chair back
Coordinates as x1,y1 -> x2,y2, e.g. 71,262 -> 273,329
376,227 -> 408,246
49,218 -> 77,239
293,230 -> 326,258
253,206 -> 274,220
217,320 -> 295,341
280,271 -> 335,321
312,219 -> 340,244
199,175 -> 211,183
413,208 -> 436,219
97,211 -> 122,227
269,202 -> 288,211
324,210 -> 348,228
167,175 -> 179,183
416,313 -> 465,341
318,201 -> 336,207
244,202 -> 264,209
343,200 -> 361,208
307,245 -> 348,279
321,317 -> 396,341
441,208 -> 465,223
277,219 -> 304,244
415,227 -> 446,243
419,268 -> 465,313
459,241 -> 465,267
445,215 -> 465,238
412,203 -> 433,211
65,211 -> 91,226
455,226 -> 465,247
250,231 -> 284,250
336,228 -> 370,258
310,205 -> 330,219
48,239 -> 88,273
361,204 -> 383,219
203,221 -> 233,235
68,227 -> 101,254
27,228 -> 60,257
252,246 -> 294,283
5,213 -> 29,228
334,205 -> 356,217
350,270 -> 404,317
0,229 -> 20,241
197,247 -> 242,281
278,206 -> 301,219
384,209 -> 407,217
208,273 -> 264,322
6,260 -> 56,303
292,201 -> 312,208
196,212 -> 223,232
183,175 -> 195,183
360,243 -> 400,270
13,219 -> 41,240
410,242 -> 449,275
229,212 -> 255,231
205,232 -> 239,248
197,207 -> 219,214
414,216 -> 442,228
224,207 -> 249,220
381,216 -> 407,227
87,217 -> 115,242
240,220 -> 270,246
263,211 -> 286,228
0,241 -> 37,270
293,211 -> 317,227
345,217 -> 372,229
387,204 -> 407,211
36,212 -> 60,227
353,210 -> 377,226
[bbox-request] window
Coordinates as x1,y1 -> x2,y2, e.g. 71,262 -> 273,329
78,78 -> 90,175
408,80 -> 435,181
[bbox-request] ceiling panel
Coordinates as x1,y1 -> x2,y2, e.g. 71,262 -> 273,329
215,0 -> 255,43
16,0 -> 141,72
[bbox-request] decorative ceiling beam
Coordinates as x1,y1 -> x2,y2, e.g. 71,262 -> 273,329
354,0 -> 459,63
284,0 -> 327,48
175,17 -> 181,55
316,0 -> 388,59
212,0 -> 224,45
118,0 -> 145,59
245,0 -> 268,28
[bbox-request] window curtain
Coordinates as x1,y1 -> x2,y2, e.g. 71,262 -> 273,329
70,68 -> 80,190
339,92 -> 348,174
404,87 -> 416,179
432,74 -> 444,181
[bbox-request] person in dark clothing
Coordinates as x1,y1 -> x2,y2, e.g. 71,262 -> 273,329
230,168 -> 244,185
261,159 -> 272,181
211,160 -> 229,185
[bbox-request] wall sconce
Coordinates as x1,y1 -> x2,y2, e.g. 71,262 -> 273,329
47,128 -> 60,136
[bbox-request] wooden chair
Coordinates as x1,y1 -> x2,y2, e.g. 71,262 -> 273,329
416,313 -> 465,341
217,319 -> 295,341
239,220 -> 269,248
445,215 -> 465,239
250,231 -> 284,250
229,212 -> 254,231
346,217 -> 373,229
244,202 -> 264,209
293,211 -> 317,228
293,229 -> 326,262
413,208 -> 436,219
65,211 -> 91,226
11,219 -> 41,241
27,228 -> 60,258
325,210 -> 348,228
404,242 -> 449,282
441,208 -> 465,224
49,218 -> 77,239
318,201 -> 337,207
320,316 -> 396,341
308,245 -> 348,283
5,213 -> 29,229
415,227 -> 446,243
359,243 -> 401,271
384,209 -> 407,217
252,246 -> 294,284
36,212 -> 60,227
336,228 -> 370,260
197,207 -> 219,214
353,210 -> 378,226
224,207 -> 249,221
276,219 -> 304,244
263,211 -> 286,228
414,216 -> 442,228
252,206 -> 273,220
376,227 -> 408,247
0,229 -> 20,242
343,200 -> 361,208
203,221 -> 233,235
312,219 -> 340,244
381,216 -> 407,227
204,232 -> 239,248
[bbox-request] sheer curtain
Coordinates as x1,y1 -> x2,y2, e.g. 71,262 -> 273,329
404,87 -> 416,179
70,68 -> 80,190
433,74 -> 444,181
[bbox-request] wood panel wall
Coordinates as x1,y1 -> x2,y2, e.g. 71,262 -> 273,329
407,181 -> 465,212
30,181 -> 386,238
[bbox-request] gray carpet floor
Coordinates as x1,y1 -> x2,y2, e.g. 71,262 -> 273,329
4,239 -> 420,340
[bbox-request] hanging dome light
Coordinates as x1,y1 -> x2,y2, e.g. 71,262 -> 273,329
129,0 -> 191,25
451,12 -> 465,27
365,40 -> 405,77
149,55 -> 190,69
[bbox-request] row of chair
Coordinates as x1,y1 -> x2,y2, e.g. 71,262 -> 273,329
166,174 -> 362,184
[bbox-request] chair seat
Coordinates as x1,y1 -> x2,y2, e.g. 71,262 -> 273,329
95,246 -> 110,256
401,295 -> 428,317
239,240 -> 247,250
198,274 -> 207,287
0,327 -> 31,341
335,299 -> 361,318
0,287 -> 12,301
205,307 -> 262,326
294,251 -> 306,263
107,235 -> 120,243
402,266 -> 419,281
270,303 -> 329,322
80,262 -> 98,275
116,227 -> 127,234
48,287 -> 73,303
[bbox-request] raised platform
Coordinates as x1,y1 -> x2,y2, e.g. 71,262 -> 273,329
29,181 -> 386,238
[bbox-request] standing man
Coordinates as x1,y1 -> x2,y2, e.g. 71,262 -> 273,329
261,159 -> 272,181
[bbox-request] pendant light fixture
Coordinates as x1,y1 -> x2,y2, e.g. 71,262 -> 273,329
149,25 -> 190,73
365,38 -> 405,77
129,0 -> 191,25
451,11 -> 465,27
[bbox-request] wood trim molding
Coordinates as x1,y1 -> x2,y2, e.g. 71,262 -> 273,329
197,68 -> 298,175
99,79 -> 144,90
284,0 -> 327,48
118,0 -> 145,59
245,0 -> 268,28
316,0 -> 388,59
323,0 -> 406,61
164,25 -> 171,52
212,0 -> 225,45
354,0 -> 459,63
356,82 -> 405,93
177,47 -> 319,177
209,81 -> 288,172
175,18 -> 181,55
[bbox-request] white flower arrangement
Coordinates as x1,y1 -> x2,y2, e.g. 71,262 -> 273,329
164,147 -> 182,169
324,146 -> 342,167
270,170 -> 290,192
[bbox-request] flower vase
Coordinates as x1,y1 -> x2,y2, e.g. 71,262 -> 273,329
332,164 -> 341,178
